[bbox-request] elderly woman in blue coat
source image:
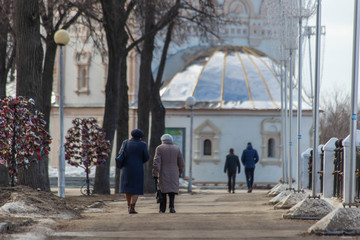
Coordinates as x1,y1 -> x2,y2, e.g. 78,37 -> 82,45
119,129 -> 149,214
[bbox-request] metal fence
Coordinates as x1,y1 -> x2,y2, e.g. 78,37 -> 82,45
333,139 -> 344,199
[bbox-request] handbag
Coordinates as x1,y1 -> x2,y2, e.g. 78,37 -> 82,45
156,189 -> 163,204
115,140 -> 128,169
154,177 -> 164,204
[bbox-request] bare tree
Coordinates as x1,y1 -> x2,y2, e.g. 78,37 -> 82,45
319,93 -> 357,144
93,0 -> 134,194
135,0 -> 220,193
39,0 -> 88,132
14,0 -> 46,190
94,0 -> 221,194
10,0 -> 97,190
137,0 -> 178,193
96,0 -> 178,194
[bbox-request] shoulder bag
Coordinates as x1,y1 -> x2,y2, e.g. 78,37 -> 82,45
115,140 -> 128,169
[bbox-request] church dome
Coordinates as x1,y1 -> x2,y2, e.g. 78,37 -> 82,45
160,46 -> 311,110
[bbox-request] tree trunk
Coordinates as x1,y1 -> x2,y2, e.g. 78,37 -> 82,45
148,86 -> 165,189
0,164 -> 9,187
0,1 -> 10,98
115,53 -> 129,194
147,21 -> 174,193
137,1 -> 156,193
30,37 -> 57,192
0,21 -> 7,98
41,37 -> 57,132
137,1 -> 156,144
94,50 -> 122,194
94,0 -> 130,194
14,0 -> 49,190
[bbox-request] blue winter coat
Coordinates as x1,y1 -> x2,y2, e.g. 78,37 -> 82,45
241,145 -> 259,169
120,138 -> 149,194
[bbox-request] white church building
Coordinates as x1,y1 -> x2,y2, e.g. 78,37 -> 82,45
50,0 -> 314,186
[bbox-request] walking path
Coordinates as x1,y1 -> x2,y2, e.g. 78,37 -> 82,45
47,189 -> 346,240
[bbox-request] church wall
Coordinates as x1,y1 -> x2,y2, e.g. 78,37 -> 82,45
165,110 -> 313,184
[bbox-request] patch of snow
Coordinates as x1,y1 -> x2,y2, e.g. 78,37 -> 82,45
274,191 -> 309,209
269,190 -> 292,204
48,166 -> 116,178
83,208 -> 104,213
48,212 -> 78,219
267,183 -> 288,197
1,201 -> 38,214
1,201 -> 76,219
5,218 -> 56,240
179,178 -> 195,189
284,198 -> 335,220
308,208 -> 360,235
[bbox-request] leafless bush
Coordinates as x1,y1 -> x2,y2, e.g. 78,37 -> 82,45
319,92 -> 356,144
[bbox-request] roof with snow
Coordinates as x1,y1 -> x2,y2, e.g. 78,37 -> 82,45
159,46 -> 311,110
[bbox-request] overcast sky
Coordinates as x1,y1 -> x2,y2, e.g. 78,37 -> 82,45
307,0 -> 354,104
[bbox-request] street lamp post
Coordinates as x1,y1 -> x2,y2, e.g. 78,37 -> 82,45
54,29 -> 70,198
186,96 -> 196,192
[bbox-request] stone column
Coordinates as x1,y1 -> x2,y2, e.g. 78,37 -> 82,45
342,130 -> 360,204
301,148 -> 312,189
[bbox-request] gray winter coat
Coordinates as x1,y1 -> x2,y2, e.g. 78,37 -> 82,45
152,142 -> 185,193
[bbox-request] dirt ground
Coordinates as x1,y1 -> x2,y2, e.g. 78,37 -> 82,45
0,186 -> 358,240
0,186 -> 120,237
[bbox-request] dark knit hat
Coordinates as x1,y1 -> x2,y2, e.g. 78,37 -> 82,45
131,129 -> 144,139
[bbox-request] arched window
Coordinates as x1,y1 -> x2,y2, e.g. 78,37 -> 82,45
75,51 -> 91,95
79,68 -> 87,89
203,139 -> 212,156
268,138 -> 275,158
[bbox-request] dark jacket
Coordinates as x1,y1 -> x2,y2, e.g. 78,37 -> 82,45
120,138 -> 149,195
241,144 -> 259,169
224,153 -> 241,174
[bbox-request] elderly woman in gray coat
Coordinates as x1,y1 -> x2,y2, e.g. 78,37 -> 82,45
153,134 -> 185,213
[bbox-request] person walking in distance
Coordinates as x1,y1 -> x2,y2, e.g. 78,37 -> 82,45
241,142 -> 259,193
153,134 -> 185,213
224,148 -> 241,194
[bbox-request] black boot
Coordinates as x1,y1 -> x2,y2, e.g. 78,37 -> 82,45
159,193 -> 167,213
129,203 -> 138,214
169,193 -> 176,213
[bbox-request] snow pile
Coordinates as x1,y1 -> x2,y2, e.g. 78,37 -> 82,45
269,190 -> 292,204
267,183 -> 288,197
309,208 -> 360,235
0,186 -> 79,220
283,198 -> 335,220
274,191 -> 309,209
1,199 -> 76,219
179,178 -> 195,189
1,201 -> 38,214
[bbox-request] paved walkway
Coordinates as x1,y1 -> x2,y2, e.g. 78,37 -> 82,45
47,189 -> 346,240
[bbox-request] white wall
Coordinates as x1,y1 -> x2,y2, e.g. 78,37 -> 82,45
166,111 -> 313,184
